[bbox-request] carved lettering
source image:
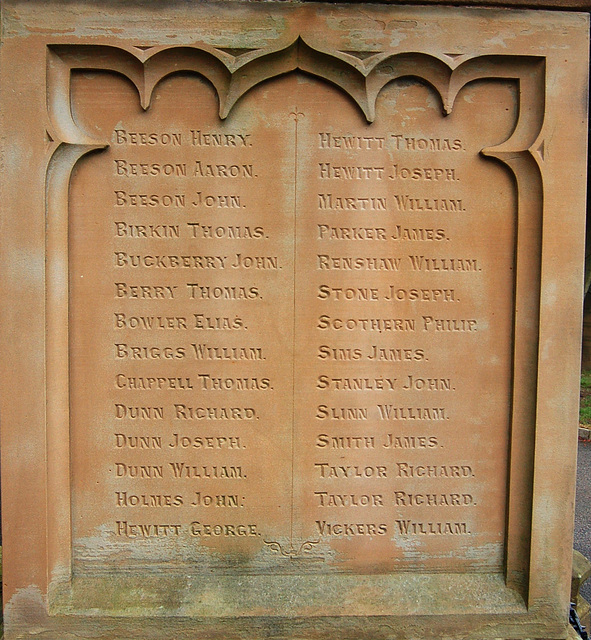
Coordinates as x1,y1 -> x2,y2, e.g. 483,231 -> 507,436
314,492 -> 384,507
315,521 -> 388,536
197,375 -> 271,391
191,193 -> 242,208
391,225 -> 447,241
167,434 -> 243,449
395,521 -> 470,535
114,129 -> 182,146
191,344 -> 264,361
190,130 -> 252,147
173,405 -> 256,420
187,284 -> 260,300
193,314 -> 246,330
384,288 -> 456,302
317,225 -> 387,240
230,254 -> 278,269
401,376 -> 453,391
376,406 -> 448,420
392,195 -> 465,212
317,316 -> 416,332
315,405 -> 369,420
190,493 -> 242,507
315,434 -> 376,449
115,404 -> 164,419
114,434 -> 163,449
115,463 -> 163,479
115,253 -> 228,269
318,132 -> 385,150
193,161 -> 255,178
390,134 -> 464,151
366,346 -> 425,361
169,464 -> 245,479
393,492 -> 473,506
396,463 -> 473,478
318,194 -> 387,210
314,463 -> 387,479
382,434 -> 439,449
115,492 -> 183,506
317,376 -> 397,391
115,283 -> 177,299
116,522 -> 182,538
187,223 -> 264,238
421,316 -> 478,332
114,191 -> 185,207
190,522 -> 259,537
318,163 -> 384,179
114,160 -> 187,176
408,256 -> 480,272
389,165 -> 457,181
114,313 -> 187,329
115,222 -> 180,238
64,38 -> 526,573
317,255 -> 400,271
115,344 -> 185,360
115,375 -> 193,390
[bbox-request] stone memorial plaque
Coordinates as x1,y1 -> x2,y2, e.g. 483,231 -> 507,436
0,2 -> 588,639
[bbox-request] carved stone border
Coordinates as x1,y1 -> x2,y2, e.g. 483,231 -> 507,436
45,41 -> 546,607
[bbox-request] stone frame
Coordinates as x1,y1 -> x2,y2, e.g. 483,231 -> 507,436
0,3 -> 588,638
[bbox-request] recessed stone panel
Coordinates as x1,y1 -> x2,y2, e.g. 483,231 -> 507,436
0,3 -> 588,639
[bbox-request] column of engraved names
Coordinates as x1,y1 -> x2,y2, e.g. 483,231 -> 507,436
383,132 -> 479,553
108,122 -> 292,551
296,111 -> 501,568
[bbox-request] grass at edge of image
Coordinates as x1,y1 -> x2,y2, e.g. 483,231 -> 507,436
581,371 -> 591,427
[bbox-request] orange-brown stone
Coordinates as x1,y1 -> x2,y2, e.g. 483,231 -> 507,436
0,2 -> 587,639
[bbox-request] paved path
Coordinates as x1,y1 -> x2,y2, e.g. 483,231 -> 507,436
575,439 -> 591,601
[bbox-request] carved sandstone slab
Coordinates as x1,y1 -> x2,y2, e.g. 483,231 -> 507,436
0,2 -> 588,639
